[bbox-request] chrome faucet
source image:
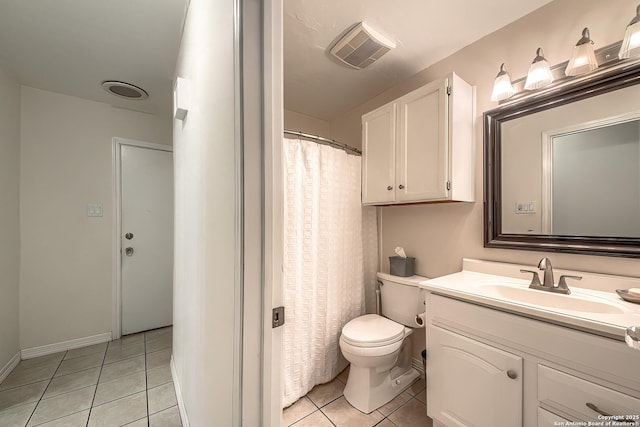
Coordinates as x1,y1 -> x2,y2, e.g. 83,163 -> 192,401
538,257 -> 554,288
520,257 -> 581,295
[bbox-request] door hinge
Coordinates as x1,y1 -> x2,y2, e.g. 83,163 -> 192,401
272,306 -> 285,328
446,181 -> 451,191
446,86 -> 452,96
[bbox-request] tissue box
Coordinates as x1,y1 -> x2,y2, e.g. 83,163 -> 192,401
389,256 -> 415,277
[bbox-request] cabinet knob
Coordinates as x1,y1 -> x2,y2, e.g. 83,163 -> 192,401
387,186 -> 393,191
506,370 -> 517,379
398,184 -> 405,189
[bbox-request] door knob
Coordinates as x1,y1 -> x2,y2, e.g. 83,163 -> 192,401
125,232 -> 134,240
125,247 -> 134,257
398,184 -> 405,189
387,186 -> 393,191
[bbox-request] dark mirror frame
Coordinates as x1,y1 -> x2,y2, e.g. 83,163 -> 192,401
484,60 -> 640,258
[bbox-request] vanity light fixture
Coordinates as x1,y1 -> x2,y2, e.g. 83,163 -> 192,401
524,48 -> 554,90
490,63 -> 515,101
565,28 -> 598,76
619,5 -> 640,59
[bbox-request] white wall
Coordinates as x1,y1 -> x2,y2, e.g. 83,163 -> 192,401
552,121 -> 640,236
330,0 -> 640,281
19,86 -> 171,350
172,0 -> 240,424
500,85 -> 640,234
0,68 -> 21,370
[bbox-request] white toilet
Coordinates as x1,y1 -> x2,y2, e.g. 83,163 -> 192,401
339,272 -> 427,414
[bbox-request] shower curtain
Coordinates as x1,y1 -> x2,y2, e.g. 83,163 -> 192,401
282,137 -> 379,408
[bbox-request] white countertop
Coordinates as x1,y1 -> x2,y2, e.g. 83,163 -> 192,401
419,269 -> 640,340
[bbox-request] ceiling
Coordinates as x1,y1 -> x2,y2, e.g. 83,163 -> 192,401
0,1 -> 554,122
0,0 -> 188,117
284,0 -> 554,121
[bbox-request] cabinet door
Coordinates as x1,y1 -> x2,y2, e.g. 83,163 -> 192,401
362,103 -> 396,205
396,79 -> 448,202
428,325 -> 522,427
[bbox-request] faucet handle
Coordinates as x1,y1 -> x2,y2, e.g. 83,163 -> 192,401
558,274 -> 582,290
520,269 -> 542,286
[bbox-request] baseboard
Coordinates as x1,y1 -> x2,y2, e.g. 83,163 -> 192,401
171,356 -> 190,427
412,356 -> 425,375
0,351 -> 21,383
21,332 -> 112,360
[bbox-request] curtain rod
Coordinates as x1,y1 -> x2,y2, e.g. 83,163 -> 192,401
284,130 -> 362,156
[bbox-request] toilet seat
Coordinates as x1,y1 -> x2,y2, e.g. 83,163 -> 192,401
341,314 -> 405,348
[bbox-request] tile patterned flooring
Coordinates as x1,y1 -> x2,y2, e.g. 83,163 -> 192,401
283,367 -> 434,427
0,327 -> 180,427
2,329 -> 430,427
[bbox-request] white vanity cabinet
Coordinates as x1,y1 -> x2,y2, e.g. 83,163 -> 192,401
361,73 -> 474,205
429,325 -> 523,427
425,293 -> 640,427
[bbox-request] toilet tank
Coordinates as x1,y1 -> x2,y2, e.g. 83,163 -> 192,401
378,272 -> 428,327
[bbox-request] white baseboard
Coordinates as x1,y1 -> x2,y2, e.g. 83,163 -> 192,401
21,332 -> 112,360
412,356 -> 425,375
171,356 -> 189,427
0,351 -> 21,383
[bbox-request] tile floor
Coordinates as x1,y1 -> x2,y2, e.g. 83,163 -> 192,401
0,327 -> 180,427
283,367 -> 433,427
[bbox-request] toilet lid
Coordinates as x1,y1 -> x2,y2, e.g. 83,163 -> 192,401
341,314 -> 405,347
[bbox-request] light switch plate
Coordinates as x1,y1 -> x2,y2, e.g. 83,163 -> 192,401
515,201 -> 536,214
87,203 -> 103,217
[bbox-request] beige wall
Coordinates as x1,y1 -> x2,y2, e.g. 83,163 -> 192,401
330,0 -> 640,280
19,86 -> 171,350
0,68 -> 21,370
172,0 -> 240,424
284,109 -> 330,137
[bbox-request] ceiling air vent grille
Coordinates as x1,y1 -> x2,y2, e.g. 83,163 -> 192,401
330,22 -> 395,70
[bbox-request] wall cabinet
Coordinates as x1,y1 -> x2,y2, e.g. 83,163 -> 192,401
361,73 -> 474,205
425,293 -> 640,427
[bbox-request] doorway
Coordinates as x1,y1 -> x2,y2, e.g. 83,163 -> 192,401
113,138 -> 174,338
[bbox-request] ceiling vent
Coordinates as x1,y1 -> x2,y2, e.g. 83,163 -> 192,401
102,81 -> 148,100
330,22 -> 396,70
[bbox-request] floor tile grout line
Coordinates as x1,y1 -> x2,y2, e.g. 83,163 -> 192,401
23,351 -> 68,427
27,407 -> 91,427
0,360 -> 65,393
86,382 -> 146,409
84,348 -> 109,427
103,351 -> 147,367
144,346 -> 172,357
63,347 -> 109,361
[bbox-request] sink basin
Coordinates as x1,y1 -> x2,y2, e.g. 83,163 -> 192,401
482,285 -> 625,314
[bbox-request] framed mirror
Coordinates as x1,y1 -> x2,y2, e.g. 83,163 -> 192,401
484,59 -> 640,257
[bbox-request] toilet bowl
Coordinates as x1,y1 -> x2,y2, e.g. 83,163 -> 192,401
339,273 -> 427,414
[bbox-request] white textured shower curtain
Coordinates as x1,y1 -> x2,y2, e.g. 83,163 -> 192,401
282,137 -> 379,407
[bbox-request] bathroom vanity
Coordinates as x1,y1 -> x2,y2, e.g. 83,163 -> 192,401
420,259 -> 640,427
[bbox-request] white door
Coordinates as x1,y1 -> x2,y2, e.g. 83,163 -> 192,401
121,144 -> 174,335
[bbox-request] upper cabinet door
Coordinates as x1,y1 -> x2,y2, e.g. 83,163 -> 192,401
362,103 -> 396,205
396,79 -> 449,202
